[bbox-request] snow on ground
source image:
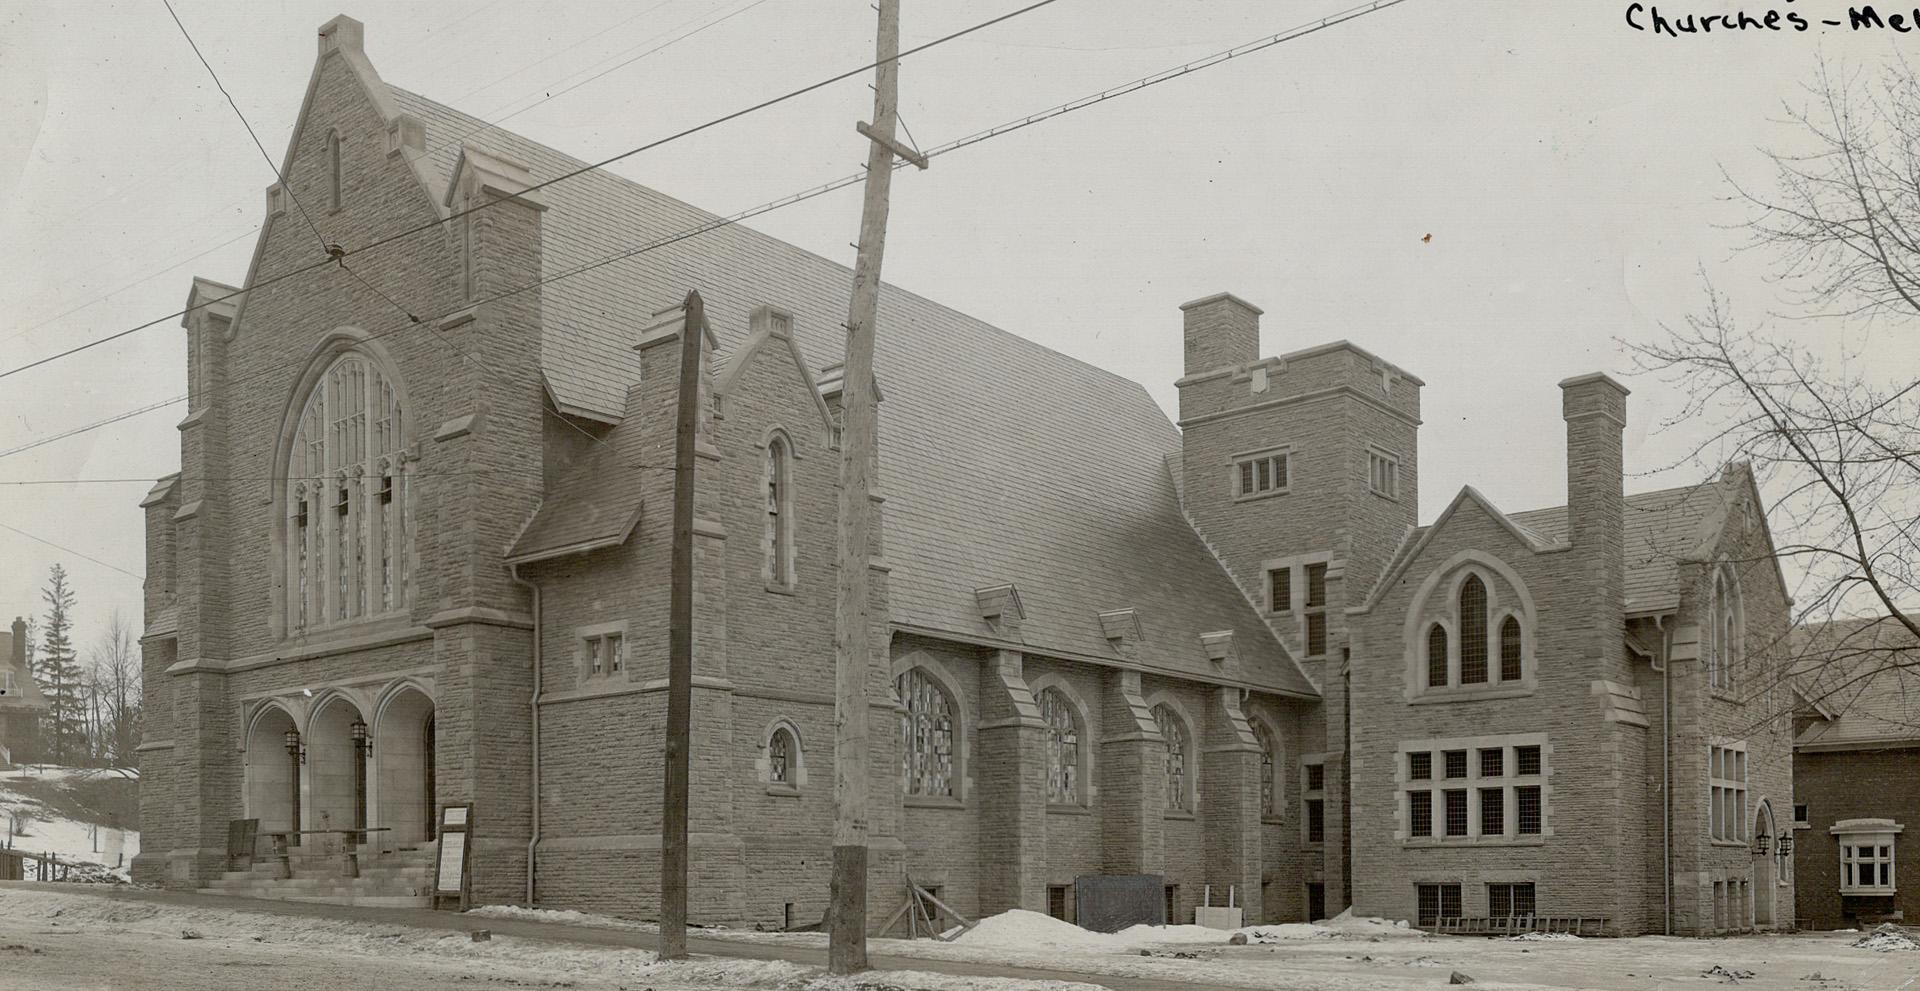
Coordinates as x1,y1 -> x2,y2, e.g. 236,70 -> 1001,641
1853,923 -> 1920,952
0,764 -> 139,879
0,889 -> 1102,991
450,902 -> 1920,990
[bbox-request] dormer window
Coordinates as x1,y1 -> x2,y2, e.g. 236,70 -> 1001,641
1232,447 -> 1290,501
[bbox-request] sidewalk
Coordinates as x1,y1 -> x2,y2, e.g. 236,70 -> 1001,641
0,881 -> 1199,991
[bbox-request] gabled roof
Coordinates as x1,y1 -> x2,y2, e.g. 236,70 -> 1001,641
383,86 -> 1314,696
1357,485 -> 1565,613
1793,616 -> 1920,750
1508,482 -> 1726,616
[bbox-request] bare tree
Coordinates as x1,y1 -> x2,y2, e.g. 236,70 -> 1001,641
87,611 -> 140,768
1628,57 -> 1920,717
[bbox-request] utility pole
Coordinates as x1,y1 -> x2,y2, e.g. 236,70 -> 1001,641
660,290 -> 705,961
831,0 -> 925,975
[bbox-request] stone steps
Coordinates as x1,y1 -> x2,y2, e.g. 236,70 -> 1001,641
198,845 -> 438,908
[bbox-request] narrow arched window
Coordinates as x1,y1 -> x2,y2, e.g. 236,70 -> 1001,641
1038,688 -> 1079,805
287,353 -> 408,632
1500,616 -> 1523,682
766,437 -> 792,587
1153,704 -> 1189,812
898,669 -> 955,798
768,727 -> 796,786
327,131 -> 343,211
1427,624 -> 1449,688
1459,575 -> 1488,684
1250,718 -> 1279,815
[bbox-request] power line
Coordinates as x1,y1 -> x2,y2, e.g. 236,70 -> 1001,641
1,0 -> 1410,462
0,0 -> 712,352
0,0 -> 1067,383
0,522 -> 144,583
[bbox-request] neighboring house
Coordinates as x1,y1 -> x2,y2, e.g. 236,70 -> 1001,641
0,617 -> 48,766
135,15 -> 1798,935
1793,616 -> 1920,929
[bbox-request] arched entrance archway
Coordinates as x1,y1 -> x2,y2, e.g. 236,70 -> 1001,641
373,686 -> 435,846
308,695 -> 366,843
1754,801 -> 1778,927
243,705 -> 301,835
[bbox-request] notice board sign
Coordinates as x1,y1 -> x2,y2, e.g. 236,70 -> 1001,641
432,803 -> 474,912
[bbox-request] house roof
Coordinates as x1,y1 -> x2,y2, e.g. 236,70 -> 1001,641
0,629 -> 48,713
387,89 -> 1315,697
1364,478 -> 1732,617
1793,616 -> 1920,750
1508,481 -> 1728,616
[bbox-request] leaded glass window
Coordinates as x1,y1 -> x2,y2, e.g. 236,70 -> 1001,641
1038,688 -> 1079,805
1250,718 -> 1278,815
286,353 -> 409,633
1459,575 -> 1488,684
898,669 -> 956,798
1153,704 -> 1189,812
769,727 -> 795,785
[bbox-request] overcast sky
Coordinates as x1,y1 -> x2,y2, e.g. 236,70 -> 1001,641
2,0 -> 1917,652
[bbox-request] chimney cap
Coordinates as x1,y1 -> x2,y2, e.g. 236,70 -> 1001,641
1178,292 -> 1264,316
1556,371 -> 1630,397
318,15 -> 365,55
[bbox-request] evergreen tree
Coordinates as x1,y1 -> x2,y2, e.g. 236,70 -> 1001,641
37,565 -> 84,765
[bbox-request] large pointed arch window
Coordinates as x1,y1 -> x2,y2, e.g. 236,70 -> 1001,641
1153,704 -> 1191,812
287,352 -> 409,632
898,668 -> 956,799
1712,567 -> 1743,693
1038,688 -> 1080,805
1458,575 -> 1489,684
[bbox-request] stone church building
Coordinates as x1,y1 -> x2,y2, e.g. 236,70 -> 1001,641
137,16 -> 1799,935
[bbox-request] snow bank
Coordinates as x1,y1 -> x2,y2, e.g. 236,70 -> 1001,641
0,764 -> 140,880
796,972 -> 1105,991
949,908 -> 1424,955
469,904 -> 651,930
1852,923 -> 1920,951
1507,931 -> 1581,942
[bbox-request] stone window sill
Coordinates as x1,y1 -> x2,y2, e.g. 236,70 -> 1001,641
1710,838 -> 1749,848
1409,685 -> 1535,705
1047,804 -> 1092,816
904,795 -> 965,811
1840,887 -> 1897,898
1709,689 -> 1744,705
1261,816 -> 1286,826
766,785 -> 800,798
1403,836 -> 1547,848
1164,811 -> 1196,822
764,583 -> 796,596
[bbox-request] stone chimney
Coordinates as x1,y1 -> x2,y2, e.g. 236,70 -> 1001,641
1180,293 -> 1262,377
1561,373 -> 1630,627
9,617 -> 22,670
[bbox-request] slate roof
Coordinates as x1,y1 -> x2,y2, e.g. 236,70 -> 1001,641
1508,482 -> 1727,616
1793,616 -> 1920,749
386,88 -> 1315,696
1368,480 -> 1729,617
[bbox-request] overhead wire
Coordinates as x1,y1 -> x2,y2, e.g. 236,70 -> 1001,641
2,0 -> 1414,467
0,0 -> 1069,383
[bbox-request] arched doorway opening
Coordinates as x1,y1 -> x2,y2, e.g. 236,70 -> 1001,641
308,695 -> 367,845
1753,801 -> 1778,927
374,686 -> 435,847
243,705 -> 301,835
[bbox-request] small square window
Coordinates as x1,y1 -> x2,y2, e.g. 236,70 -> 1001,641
585,636 -> 603,674
1369,450 -> 1400,499
1444,790 -> 1468,836
1794,803 -> 1808,823
606,633 -> 623,673
1443,750 -> 1468,779
1306,798 -> 1325,842
1517,785 -> 1542,834
1515,746 -> 1542,776
1234,451 -> 1290,498
1268,568 -> 1292,614
1409,790 -> 1432,837
1306,763 -> 1325,792
1408,752 -> 1432,781
1479,787 -> 1505,836
1480,748 -> 1503,778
